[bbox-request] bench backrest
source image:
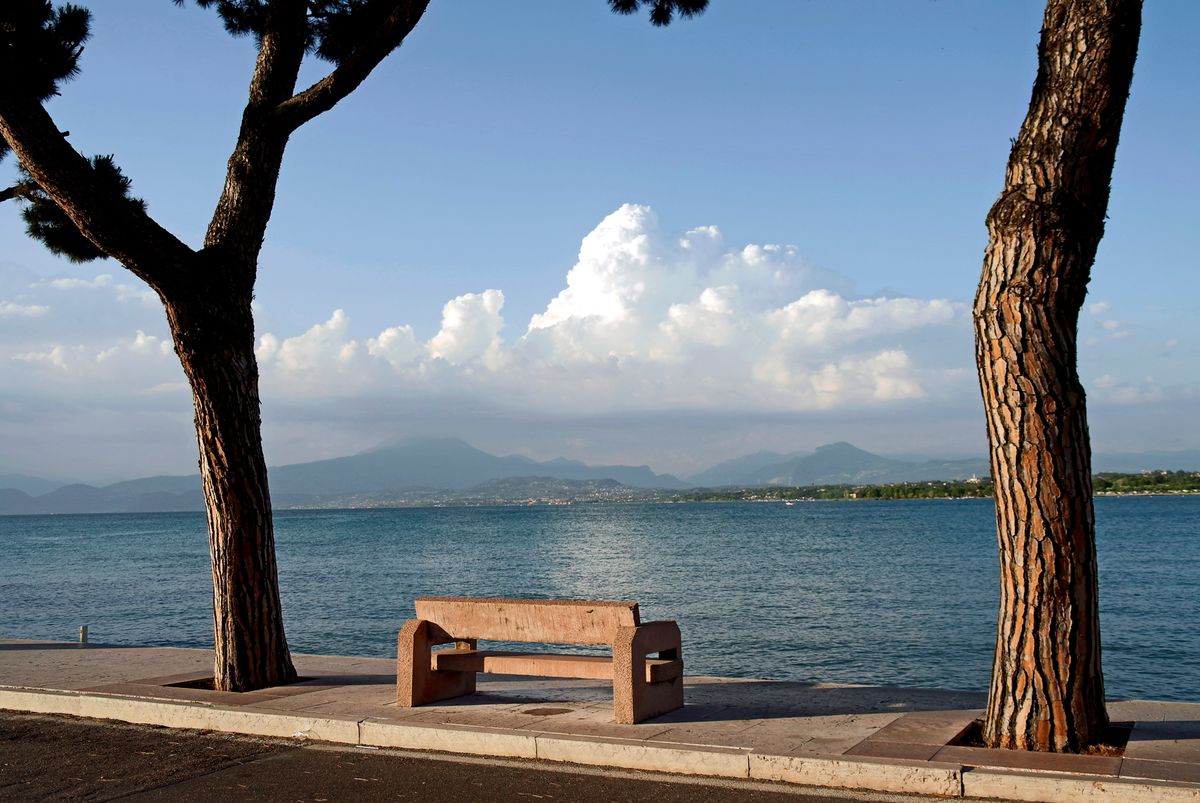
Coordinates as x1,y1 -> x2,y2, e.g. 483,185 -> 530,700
414,597 -> 641,646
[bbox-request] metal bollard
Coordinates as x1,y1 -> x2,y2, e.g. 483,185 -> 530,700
79,625 -> 88,644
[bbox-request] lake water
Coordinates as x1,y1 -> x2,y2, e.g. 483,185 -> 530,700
1,497 -> 1196,701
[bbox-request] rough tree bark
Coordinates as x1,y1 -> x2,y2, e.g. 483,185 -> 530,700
0,0 -> 431,691
975,0 -> 1141,752
165,278 -> 294,690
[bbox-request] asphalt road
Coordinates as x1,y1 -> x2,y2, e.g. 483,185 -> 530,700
0,709 -> 943,802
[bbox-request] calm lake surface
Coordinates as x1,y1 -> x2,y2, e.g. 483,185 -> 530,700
2,497 -> 1196,701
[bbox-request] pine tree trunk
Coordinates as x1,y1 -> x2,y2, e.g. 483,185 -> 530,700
165,279 -> 296,691
975,0 -> 1140,752
2,0 -> 431,696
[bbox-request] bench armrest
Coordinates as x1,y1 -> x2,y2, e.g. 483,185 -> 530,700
612,619 -> 684,724
397,618 -> 477,706
615,619 -> 682,660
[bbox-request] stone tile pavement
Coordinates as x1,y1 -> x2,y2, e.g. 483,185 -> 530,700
1,639 -> 1197,801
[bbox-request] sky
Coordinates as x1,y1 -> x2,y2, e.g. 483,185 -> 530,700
1,0 -> 1197,485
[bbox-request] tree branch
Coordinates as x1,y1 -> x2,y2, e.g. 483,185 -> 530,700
245,1 -> 310,112
203,0 -> 309,259
0,97 -> 193,292
273,0 -> 431,133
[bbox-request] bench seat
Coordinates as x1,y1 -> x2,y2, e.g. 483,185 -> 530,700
430,649 -> 683,683
397,596 -> 685,724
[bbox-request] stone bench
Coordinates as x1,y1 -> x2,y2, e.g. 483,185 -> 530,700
397,596 -> 684,724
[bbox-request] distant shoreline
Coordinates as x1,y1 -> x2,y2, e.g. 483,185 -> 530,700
2,492 -> 1196,516
273,489 -> 1199,512
2,472 -> 1197,516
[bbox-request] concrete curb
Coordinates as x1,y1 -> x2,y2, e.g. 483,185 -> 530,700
0,686 -> 361,743
3,686 -> 1198,800
360,718 -> 538,759
750,752 -> 964,797
535,733 -> 750,778
962,767 -> 1200,802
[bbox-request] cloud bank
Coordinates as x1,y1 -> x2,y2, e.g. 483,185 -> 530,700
250,204 -> 967,413
19,203 -> 1193,477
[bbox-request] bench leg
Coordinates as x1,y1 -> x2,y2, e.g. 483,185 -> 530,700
613,621 -> 684,724
397,619 -> 476,706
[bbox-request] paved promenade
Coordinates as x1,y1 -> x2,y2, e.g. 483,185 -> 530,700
1,639 -> 1198,801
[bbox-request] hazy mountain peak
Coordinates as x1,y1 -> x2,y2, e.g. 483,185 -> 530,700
267,436 -> 688,497
692,441 -> 989,487
814,441 -> 869,455
0,473 -> 67,496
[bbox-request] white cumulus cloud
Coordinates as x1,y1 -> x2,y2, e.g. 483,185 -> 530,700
7,328 -> 181,395
428,290 -> 506,369
366,325 -> 422,367
38,272 -> 156,304
510,205 -> 963,410
42,274 -> 114,290
258,309 -> 360,374
13,345 -> 74,370
251,204 -> 969,414
0,301 -> 49,317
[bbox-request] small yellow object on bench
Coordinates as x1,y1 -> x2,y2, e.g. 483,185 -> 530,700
397,596 -> 684,724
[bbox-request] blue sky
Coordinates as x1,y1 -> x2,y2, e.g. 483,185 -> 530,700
1,0 -> 1196,483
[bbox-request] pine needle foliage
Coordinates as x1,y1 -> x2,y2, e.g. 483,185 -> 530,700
608,0 -> 708,27
20,156 -> 146,262
1,1 -> 144,261
0,0 -> 92,160
177,0 -> 415,64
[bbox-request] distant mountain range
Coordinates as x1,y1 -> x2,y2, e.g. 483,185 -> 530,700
686,442 -> 991,487
266,436 -> 687,495
2,438 -> 1196,515
0,437 -> 685,515
0,473 -> 67,496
